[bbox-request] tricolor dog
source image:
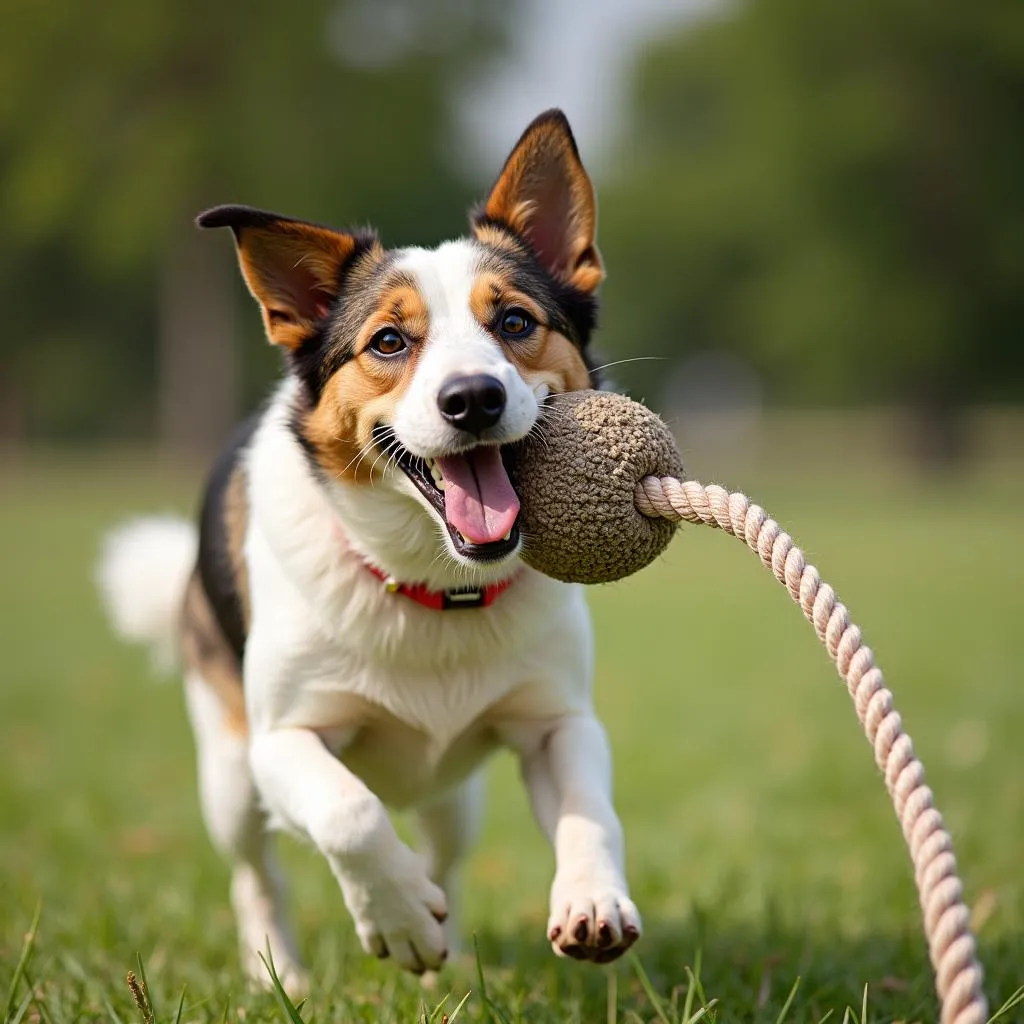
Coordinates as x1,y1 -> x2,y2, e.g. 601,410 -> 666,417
98,109 -> 640,987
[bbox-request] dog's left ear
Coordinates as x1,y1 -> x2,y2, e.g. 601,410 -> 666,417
474,109 -> 603,294
197,205 -> 369,350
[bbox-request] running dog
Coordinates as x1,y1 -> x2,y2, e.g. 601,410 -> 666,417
98,109 -> 640,988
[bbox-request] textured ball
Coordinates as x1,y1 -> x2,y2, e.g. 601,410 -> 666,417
512,390 -> 684,584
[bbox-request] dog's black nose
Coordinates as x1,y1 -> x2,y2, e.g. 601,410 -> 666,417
437,374 -> 506,435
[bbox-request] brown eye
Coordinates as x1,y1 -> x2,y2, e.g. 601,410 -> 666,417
369,328 -> 406,357
500,308 -> 533,338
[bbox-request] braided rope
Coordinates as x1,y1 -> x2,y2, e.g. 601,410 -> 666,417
634,476 -> 987,1024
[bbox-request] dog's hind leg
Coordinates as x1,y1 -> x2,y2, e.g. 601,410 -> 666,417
413,770 -> 484,958
184,672 -> 306,993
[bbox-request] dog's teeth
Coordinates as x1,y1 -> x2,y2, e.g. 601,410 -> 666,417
502,530 -> 512,541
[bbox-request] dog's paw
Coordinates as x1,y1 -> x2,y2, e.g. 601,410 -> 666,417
547,872 -> 642,964
341,844 -> 450,974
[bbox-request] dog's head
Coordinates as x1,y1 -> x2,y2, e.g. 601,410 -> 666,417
200,110 -> 601,575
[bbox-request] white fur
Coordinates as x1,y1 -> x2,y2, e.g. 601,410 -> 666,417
391,241 -> 542,464
185,672 -> 305,988
96,516 -> 197,670
100,238 -> 640,986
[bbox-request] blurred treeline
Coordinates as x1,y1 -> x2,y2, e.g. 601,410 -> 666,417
600,0 -> 1024,461
2,0 -> 1022,459
0,0 -> 508,448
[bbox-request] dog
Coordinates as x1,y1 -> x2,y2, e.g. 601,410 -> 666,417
97,109 -> 640,988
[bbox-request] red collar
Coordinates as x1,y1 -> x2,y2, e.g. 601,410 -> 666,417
363,563 -> 516,611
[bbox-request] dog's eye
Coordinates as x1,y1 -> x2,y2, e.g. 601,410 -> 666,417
369,328 -> 407,357
500,309 -> 533,338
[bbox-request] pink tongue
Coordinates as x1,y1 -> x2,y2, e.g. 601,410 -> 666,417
437,447 -> 520,545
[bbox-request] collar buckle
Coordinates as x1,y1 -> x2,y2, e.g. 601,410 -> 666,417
442,588 -> 486,610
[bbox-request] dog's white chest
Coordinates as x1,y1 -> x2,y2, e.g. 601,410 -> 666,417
283,656 -> 528,808
325,711 -> 500,808
253,591 -> 592,809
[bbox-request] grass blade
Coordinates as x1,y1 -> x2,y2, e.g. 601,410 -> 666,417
3,901 -> 41,1021
21,965 -> 54,1024
681,963 -> 697,1023
988,985 -> 1024,1023
775,977 -> 801,1023
628,954 -> 671,1024
684,998 -> 718,1023
259,944 -> 306,1024
689,949 -> 709,1008
446,990 -> 473,1023
473,934 -> 510,1024
172,985 -> 187,1024
103,997 -> 126,1024
8,989 -> 34,1024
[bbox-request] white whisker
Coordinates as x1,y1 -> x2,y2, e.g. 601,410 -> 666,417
337,438 -> 379,478
589,355 -> 667,375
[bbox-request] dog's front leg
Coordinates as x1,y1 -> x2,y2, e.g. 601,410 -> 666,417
511,714 -> 641,963
249,728 -> 449,973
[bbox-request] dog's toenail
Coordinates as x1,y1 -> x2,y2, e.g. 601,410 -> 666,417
433,910 -> 448,923
573,917 -> 589,943
623,925 -> 639,942
597,922 -> 613,947
549,926 -> 562,941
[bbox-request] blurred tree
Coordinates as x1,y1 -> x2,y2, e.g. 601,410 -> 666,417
0,0 -> 509,449
599,0 -> 1024,462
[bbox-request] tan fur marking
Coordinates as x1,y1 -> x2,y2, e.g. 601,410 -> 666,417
516,331 -> 591,396
365,284 -> 430,344
223,464 -> 251,629
469,273 -> 545,330
472,223 -> 523,255
469,274 -> 589,396
302,284 -> 428,482
181,573 -> 247,735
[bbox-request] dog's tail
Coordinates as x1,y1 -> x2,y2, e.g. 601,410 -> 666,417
96,516 -> 197,672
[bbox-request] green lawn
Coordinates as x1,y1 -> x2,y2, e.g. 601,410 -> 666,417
2,441 -> 1022,1023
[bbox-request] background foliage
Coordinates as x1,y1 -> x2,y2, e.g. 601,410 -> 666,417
599,0 -> 1024,459
1,0 -> 1021,457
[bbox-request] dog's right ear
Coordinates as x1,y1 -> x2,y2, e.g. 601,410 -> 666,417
197,205 -> 370,350
474,110 -> 603,295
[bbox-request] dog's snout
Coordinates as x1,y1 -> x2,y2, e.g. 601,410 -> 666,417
437,374 -> 506,435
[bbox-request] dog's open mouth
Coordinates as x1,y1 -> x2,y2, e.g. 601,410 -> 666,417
373,426 -> 521,562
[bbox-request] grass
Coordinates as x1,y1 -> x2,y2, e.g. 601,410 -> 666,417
2,432 -> 1023,1023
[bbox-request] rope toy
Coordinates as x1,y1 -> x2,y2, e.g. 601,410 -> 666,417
512,390 -> 987,1024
